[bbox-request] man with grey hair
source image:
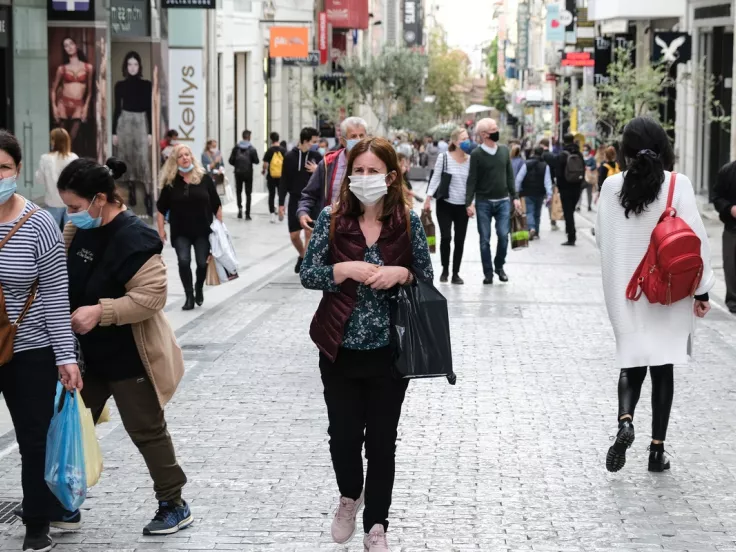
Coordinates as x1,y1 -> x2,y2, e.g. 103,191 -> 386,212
297,116 -> 368,230
466,118 -> 521,284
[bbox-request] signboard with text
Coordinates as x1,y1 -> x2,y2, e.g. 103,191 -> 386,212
318,11 -> 328,64
517,1 -> 530,73
282,51 -> 320,67
110,0 -> 149,36
269,27 -> 309,58
403,0 -> 423,48
169,49 -> 205,155
164,0 -> 214,9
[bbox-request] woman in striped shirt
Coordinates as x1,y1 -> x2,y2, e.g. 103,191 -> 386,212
0,129 -> 81,552
424,127 -> 471,284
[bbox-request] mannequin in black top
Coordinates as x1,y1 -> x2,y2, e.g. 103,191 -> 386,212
112,51 -> 153,215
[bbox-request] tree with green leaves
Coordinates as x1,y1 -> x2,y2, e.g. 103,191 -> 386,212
340,46 -> 428,132
302,81 -> 356,128
485,76 -> 507,113
426,26 -> 470,120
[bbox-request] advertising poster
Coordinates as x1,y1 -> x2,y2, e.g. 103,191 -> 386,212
111,43 -> 155,215
48,27 -> 104,160
168,48 -> 204,157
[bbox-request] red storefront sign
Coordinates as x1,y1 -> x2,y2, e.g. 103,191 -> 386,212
325,0 -> 369,30
561,51 -> 594,67
318,11 -> 328,64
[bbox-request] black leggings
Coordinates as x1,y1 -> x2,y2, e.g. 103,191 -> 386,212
618,365 -> 674,441
436,200 -> 469,275
173,235 -> 210,294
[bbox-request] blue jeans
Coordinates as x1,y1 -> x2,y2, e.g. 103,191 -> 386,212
476,199 -> 510,277
524,196 -> 544,234
45,207 -> 68,231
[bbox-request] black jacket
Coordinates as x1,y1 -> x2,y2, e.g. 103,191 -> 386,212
520,158 -> 547,197
557,143 -> 582,193
541,150 -> 557,182
229,142 -> 260,176
713,162 -> 736,232
279,147 -> 323,206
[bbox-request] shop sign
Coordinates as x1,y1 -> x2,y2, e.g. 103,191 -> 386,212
111,0 -> 149,37
282,51 -> 320,67
318,11 -> 328,64
652,32 -> 692,64
169,48 -> 205,155
545,4 -> 564,43
325,0 -> 369,30
164,0 -> 214,9
561,51 -> 594,67
517,1 -> 529,73
403,0 -> 423,48
269,27 -> 309,58
0,9 -> 8,49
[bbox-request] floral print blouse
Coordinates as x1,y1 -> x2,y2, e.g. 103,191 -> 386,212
301,206 -> 434,350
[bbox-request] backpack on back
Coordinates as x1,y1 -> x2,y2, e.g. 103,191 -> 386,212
563,151 -> 586,184
234,147 -> 253,174
626,172 -> 704,306
269,150 -> 284,178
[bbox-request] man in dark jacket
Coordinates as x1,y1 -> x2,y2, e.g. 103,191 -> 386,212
713,161 -> 736,313
229,129 -> 260,220
297,116 -> 368,230
280,127 -> 322,273
556,134 -> 584,246
515,146 -> 553,239
539,138 -> 559,231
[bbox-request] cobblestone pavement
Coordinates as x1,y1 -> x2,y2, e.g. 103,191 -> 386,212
0,196 -> 735,552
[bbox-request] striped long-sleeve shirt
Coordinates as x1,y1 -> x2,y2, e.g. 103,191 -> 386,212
0,200 -> 75,366
427,152 -> 470,206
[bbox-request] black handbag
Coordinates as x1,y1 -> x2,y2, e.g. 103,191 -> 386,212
433,153 -> 453,201
389,279 -> 456,384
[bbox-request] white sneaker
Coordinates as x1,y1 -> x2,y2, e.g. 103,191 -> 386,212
363,524 -> 390,551
331,493 -> 364,544
270,213 -> 277,224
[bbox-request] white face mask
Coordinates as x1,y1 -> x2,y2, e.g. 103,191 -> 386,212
348,174 -> 389,206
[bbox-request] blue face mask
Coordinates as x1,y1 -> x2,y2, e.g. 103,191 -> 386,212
310,143 -> 320,152
459,140 -> 476,154
179,164 -> 194,173
0,175 -> 18,205
346,139 -> 360,152
318,147 -> 326,156
68,197 -> 102,230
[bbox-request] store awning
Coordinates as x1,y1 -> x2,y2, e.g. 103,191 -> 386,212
464,104 -> 493,115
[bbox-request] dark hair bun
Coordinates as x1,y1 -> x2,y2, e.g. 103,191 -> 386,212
105,157 -> 127,180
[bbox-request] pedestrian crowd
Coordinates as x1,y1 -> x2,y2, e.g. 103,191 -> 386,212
0,110 -> 728,552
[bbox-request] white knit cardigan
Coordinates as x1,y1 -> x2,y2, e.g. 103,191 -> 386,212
595,171 -> 715,369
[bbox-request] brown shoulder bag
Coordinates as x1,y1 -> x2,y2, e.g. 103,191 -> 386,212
0,209 -> 40,366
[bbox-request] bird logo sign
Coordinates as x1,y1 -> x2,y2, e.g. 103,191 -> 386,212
653,33 -> 692,64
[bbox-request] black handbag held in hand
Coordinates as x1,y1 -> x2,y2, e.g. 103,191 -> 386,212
389,279 -> 456,384
433,153 -> 453,201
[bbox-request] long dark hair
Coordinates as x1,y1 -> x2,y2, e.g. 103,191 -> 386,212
61,37 -> 88,65
332,137 -> 410,234
123,51 -> 143,79
58,157 -> 126,205
619,117 -> 675,218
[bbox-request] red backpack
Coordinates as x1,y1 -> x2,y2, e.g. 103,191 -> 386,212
626,172 -> 703,306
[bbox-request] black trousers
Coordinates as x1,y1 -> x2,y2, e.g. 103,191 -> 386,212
235,173 -> 253,215
560,189 -> 581,244
1,348 -> 62,527
723,229 -> 736,312
321,356 -> 409,534
267,178 -> 280,214
173,235 -> 209,294
618,365 -> 674,441
436,200 -> 469,275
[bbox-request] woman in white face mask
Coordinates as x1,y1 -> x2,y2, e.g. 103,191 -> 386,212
300,137 -> 433,552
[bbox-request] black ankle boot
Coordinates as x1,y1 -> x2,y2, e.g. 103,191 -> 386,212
439,269 -> 449,283
182,293 -> 195,311
648,442 -> 671,472
606,419 -> 635,473
195,286 -> 204,306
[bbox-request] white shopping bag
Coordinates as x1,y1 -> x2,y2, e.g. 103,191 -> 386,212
209,219 -> 239,281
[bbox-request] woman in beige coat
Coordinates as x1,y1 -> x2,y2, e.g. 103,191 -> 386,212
57,156 -> 192,536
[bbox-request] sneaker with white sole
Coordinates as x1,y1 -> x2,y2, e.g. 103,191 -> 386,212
142,500 -> 193,535
363,523 -> 390,551
331,493 -> 364,544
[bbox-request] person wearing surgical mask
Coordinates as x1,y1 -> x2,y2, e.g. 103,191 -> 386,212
318,138 -> 329,157
300,137 -> 433,552
58,156 -> 193,537
425,127 -> 471,284
297,116 -> 369,231
156,144 -> 222,310
0,129 -> 82,552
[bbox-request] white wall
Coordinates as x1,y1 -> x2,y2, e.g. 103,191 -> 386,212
589,0 -> 685,21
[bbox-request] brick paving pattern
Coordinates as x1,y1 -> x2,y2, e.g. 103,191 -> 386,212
0,203 -> 735,551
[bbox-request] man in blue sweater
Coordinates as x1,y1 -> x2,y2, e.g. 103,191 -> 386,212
466,118 -> 521,284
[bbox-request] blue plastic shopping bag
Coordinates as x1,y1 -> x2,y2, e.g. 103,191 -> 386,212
45,382 -> 87,511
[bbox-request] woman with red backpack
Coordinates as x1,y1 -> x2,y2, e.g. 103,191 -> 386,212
595,117 -> 714,473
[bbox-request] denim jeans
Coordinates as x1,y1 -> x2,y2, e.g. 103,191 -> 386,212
476,198 -> 510,277
173,235 -> 210,294
524,196 -> 544,234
